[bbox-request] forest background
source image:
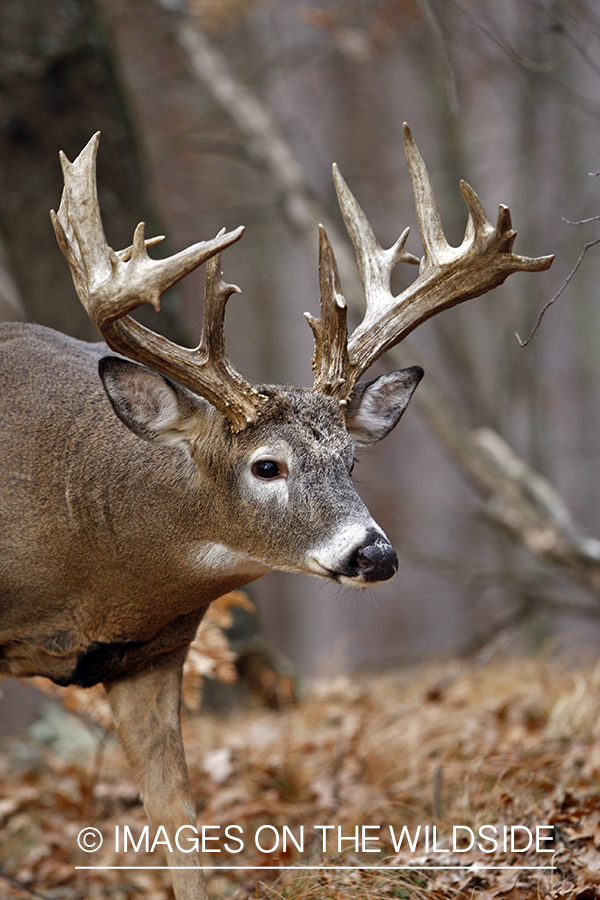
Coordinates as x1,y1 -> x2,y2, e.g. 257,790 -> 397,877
1,0 -> 600,677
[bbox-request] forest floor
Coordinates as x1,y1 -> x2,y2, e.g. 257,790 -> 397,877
2,641 -> 600,900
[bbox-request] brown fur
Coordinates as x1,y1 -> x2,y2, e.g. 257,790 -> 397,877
0,321 -> 419,900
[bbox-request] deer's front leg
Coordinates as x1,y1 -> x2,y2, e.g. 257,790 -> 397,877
104,651 -> 207,900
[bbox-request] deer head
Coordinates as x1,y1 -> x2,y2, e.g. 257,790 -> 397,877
49,127 -> 552,591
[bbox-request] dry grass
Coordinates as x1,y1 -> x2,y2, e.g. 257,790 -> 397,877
2,649 -> 600,899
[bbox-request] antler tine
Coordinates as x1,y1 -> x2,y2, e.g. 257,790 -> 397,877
52,133 -> 265,431
332,162 -> 420,323
304,225 -> 350,400
309,123 -> 554,405
306,169 -> 419,402
194,245 -> 267,419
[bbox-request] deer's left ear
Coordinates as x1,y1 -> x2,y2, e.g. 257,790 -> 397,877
345,367 -> 424,447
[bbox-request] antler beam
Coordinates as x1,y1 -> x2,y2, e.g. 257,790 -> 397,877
309,123 -> 554,405
51,133 -> 265,431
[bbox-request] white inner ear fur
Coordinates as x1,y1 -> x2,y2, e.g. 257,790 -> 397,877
346,369 -> 422,447
102,361 -> 196,450
127,375 -> 182,435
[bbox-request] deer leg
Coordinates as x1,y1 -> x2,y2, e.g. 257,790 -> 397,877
104,651 -> 208,900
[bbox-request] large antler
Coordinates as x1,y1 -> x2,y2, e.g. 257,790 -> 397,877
307,123 -> 554,404
51,133 -> 266,431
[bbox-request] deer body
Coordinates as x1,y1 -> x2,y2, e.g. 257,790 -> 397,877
0,321 -> 409,689
0,129 -> 552,899
1,325 -> 222,682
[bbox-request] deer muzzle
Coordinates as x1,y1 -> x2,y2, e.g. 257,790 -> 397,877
355,539 -> 398,582
340,529 -> 398,584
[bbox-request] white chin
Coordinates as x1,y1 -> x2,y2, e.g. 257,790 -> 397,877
337,574 -> 373,589
304,557 -> 380,587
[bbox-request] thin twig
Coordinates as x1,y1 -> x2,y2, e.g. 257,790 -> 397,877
562,214 -> 600,225
449,0 -> 561,74
560,21 -> 600,79
0,871 -> 52,900
416,0 -> 460,115
516,237 -> 600,347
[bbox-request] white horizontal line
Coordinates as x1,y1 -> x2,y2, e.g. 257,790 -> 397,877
75,865 -> 556,871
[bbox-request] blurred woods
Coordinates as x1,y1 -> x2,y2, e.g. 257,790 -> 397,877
1,0 -> 600,673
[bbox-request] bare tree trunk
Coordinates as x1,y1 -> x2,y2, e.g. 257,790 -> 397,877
0,235 -> 24,322
0,0 -> 163,339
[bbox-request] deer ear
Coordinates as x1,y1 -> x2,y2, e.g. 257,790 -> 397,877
345,367 -> 423,447
99,356 -> 203,447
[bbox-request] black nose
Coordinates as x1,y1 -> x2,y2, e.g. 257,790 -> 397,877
354,539 -> 398,583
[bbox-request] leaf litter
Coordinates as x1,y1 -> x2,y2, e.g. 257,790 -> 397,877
2,617 -> 600,899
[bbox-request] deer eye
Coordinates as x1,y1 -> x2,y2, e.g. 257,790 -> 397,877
252,459 -> 284,480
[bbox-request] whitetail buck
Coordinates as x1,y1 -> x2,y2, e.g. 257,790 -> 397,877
0,126 -> 551,898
